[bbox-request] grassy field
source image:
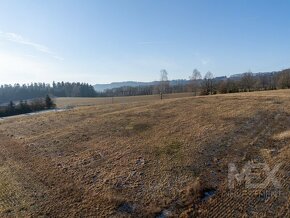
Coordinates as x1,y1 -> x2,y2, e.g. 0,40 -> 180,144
0,90 -> 289,217
54,92 -> 194,108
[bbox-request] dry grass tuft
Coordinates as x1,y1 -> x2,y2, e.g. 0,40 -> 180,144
180,177 -> 201,206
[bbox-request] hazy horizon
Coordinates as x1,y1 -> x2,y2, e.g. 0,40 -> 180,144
1,0 -> 290,84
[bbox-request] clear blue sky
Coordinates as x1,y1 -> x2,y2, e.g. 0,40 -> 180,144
0,0 -> 290,84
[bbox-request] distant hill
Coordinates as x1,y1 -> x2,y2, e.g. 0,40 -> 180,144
94,80 -> 191,92
93,81 -> 156,92
230,71 -> 278,78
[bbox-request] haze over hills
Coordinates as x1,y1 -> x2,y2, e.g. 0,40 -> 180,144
94,78 -> 226,92
93,81 -> 159,92
93,80 -> 193,92
93,71 -> 279,92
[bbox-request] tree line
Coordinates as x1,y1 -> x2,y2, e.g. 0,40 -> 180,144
0,82 -> 96,104
0,95 -> 55,118
100,68 -> 290,97
1,69 -> 290,103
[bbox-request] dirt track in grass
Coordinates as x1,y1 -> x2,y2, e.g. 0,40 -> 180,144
0,90 -> 289,217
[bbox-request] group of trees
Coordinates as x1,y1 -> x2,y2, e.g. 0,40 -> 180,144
0,95 -> 55,118
188,69 -> 290,95
2,69 -> 290,108
100,68 -> 290,97
51,82 -> 96,98
217,70 -> 290,94
0,82 -> 96,104
100,85 -> 155,97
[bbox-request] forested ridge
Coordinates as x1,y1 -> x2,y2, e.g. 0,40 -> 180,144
0,82 -> 96,104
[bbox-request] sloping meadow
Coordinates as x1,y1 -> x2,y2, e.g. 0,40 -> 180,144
0,90 -> 289,217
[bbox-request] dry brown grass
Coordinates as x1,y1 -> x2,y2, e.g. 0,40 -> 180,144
0,89 -> 289,217
54,92 -> 194,108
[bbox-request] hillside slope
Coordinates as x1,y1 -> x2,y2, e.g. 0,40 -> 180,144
0,90 -> 289,217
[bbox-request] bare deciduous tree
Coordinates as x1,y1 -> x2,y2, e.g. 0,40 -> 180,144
241,71 -> 256,91
202,71 -> 214,95
257,73 -> 270,90
159,69 -> 169,99
277,70 -> 290,89
190,69 -> 202,96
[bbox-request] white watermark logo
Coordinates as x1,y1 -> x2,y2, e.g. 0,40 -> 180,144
228,161 -> 283,190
